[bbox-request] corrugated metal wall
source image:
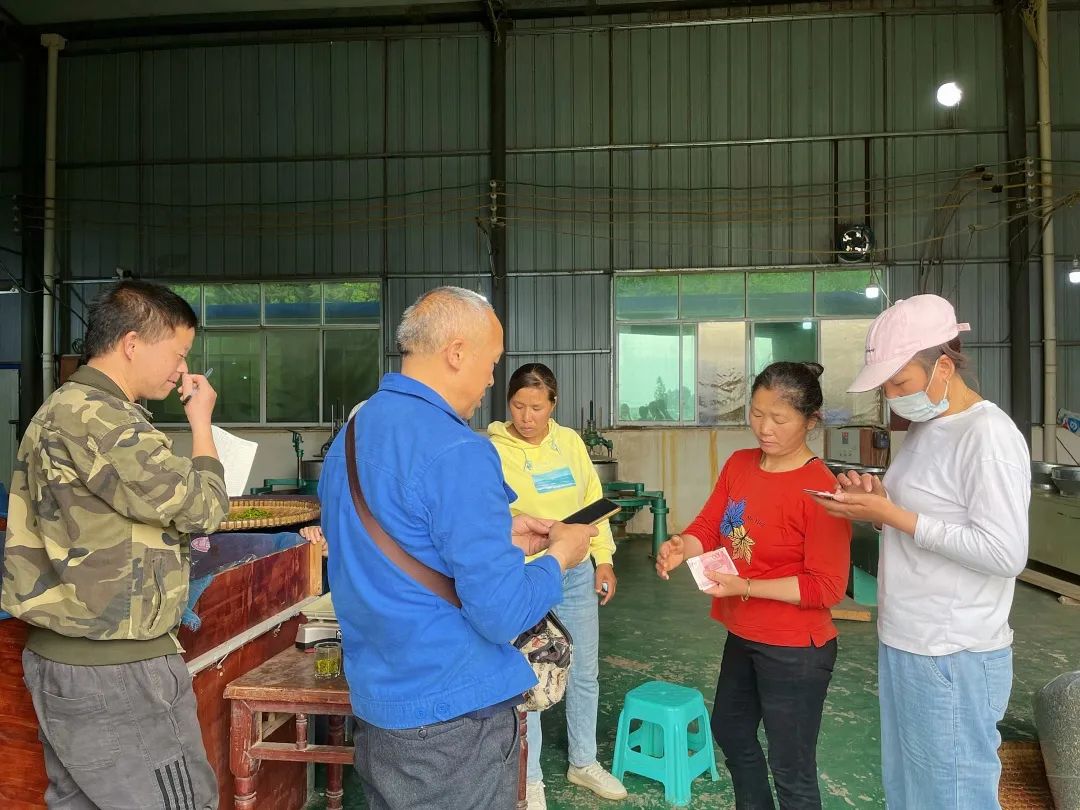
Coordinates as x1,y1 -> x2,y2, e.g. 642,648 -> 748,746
1051,9 -> 1080,418
21,5 -> 1080,420
503,7 -> 1078,417
51,30 -> 501,419
0,61 -> 22,363
56,37 -> 490,282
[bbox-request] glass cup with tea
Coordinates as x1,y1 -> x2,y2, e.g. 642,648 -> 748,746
314,641 -> 342,679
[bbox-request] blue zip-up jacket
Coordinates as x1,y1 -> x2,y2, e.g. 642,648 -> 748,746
319,373 -> 564,729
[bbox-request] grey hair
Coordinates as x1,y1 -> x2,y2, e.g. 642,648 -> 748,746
395,286 -> 493,356
913,338 -> 977,387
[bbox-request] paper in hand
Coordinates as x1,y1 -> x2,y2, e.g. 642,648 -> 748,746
686,547 -> 739,591
210,425 -> 258,497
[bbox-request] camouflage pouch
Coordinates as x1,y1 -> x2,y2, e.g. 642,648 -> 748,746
513,610 -> 573,712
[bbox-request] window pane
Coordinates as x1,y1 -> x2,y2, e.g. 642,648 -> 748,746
747,272 -> 812,318
267,331 -> 319,422
265,283 -> 321,324
614,276 -> 678,321
680,274 -> 745,319
148,334 -> 203,423
205,284 -> 260,325
324,330 -> 380,420
205,332 -> 261,422
617,324 -> 680,422
821,319 -> 882,424
697,322 -> 747,425
325,282 -> 381,325
171,284 -> 202,321
815,270 -> 885,317
680,325 -> 696,421
752,321 -> 818,377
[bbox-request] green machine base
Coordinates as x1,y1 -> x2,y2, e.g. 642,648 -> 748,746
603,481 -> 669,557
249,478 -> 320,496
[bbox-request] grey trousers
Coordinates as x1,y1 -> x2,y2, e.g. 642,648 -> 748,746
22,649 -> 218,810
354,709 -> 521,810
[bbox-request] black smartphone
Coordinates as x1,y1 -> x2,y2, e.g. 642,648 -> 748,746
563,498 -> 621,526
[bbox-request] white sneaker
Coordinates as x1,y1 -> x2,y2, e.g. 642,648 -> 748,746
526,780 -> 547,810
567,762 -> 628,800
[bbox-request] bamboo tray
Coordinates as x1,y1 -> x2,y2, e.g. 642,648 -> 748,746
218,497 -> 321,532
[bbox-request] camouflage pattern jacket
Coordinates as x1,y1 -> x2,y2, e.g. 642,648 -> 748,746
1,366 -> 228,664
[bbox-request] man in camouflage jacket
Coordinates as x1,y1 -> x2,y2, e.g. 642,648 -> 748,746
2,280 -> 229,809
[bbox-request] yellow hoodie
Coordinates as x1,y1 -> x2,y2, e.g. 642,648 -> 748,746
487,419 -> 616,567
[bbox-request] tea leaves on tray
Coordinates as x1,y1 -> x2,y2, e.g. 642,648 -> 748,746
228,506 -> 274,521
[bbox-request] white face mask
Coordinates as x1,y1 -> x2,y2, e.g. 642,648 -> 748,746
887,359 -> 951,422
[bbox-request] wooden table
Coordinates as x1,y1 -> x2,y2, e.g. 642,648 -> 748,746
224,647 -> 352,810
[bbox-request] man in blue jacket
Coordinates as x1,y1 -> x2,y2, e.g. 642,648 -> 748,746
320,286 -> 596,809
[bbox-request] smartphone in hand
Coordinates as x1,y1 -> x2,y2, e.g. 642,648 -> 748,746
803,488 -> 838,500
563,498 -> 621,526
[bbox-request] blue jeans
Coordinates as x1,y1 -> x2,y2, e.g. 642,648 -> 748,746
879,642 -> 1013,810
526,559 -> 600,782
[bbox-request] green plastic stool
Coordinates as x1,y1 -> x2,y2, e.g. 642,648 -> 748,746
612,680 -> 720,806
851,564 -> 878,607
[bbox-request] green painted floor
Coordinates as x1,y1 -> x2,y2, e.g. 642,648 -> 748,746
307,535 -> 1080,809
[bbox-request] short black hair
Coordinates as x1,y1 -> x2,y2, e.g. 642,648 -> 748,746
751,361 -> 824,419
83,280 -> 198,360
507,362 -> 558,403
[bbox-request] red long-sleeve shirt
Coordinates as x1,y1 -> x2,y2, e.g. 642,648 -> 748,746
683,449 -> 852,647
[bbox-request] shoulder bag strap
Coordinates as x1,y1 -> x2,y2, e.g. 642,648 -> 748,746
344,418 -> 462,609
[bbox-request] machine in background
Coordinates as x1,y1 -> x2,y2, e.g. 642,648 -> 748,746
823,426 -> 891,606
1025,463 -> 1080,601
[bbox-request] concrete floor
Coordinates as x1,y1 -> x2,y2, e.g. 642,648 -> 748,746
307,535 -> 1080,809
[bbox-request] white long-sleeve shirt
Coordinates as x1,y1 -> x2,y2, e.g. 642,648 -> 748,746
878,401 -> 1031,656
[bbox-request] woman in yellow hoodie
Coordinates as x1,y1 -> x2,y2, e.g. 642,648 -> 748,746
489,363 -> 627,810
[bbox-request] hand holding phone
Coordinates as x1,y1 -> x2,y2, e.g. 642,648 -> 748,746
562,498 -> 620,526
547,522 -> 597,571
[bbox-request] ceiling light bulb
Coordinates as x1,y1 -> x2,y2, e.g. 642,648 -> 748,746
937,82 -> 962,107
1071,258 -> 1080,285
801,320 -> 813,330
865,284 -> 881,299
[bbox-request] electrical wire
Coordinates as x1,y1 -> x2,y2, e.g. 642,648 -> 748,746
19,163 -> 1076,218
0,259 -> 89,328
11,181 -> 492,209
13,178 -> 1071,236
5,163 -> 1074,274
490,189 -> 1076,260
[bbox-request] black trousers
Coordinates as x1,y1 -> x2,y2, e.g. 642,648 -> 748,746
710,632 -> 838,810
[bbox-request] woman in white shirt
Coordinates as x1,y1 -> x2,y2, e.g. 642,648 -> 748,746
815,294 -> 1030,810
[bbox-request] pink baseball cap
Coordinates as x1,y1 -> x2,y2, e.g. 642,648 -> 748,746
847,294 -> 971,392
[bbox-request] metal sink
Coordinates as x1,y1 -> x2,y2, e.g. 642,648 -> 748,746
1032,461 -> 1064,493
1051,465 -> 1080,498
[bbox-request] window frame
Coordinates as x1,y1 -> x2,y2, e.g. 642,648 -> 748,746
151,280 -> 383,428
613,268 -> 886,428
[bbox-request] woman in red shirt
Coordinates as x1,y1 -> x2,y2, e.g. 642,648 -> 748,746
656,361 -> 852,810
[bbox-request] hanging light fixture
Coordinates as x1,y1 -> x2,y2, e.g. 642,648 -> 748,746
1070,257 -> 1080,285
864,283 -> 881,299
